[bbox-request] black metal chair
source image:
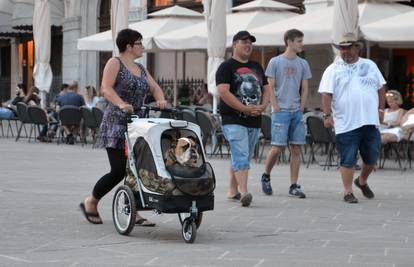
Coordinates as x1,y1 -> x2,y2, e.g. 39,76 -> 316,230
92,107 -> 103,126
27,106 -> 49,142
195,110 -> 227,157
403,129 -> 414,171
15,102 -> 33,141
181,109 -> 197,124
306,116 -> 337,170
57,105 -> 82,144
256,113 -> 272,163
0,108 -> 19,138
81,107 -> 100,144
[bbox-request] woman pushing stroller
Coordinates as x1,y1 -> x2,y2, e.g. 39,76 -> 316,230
79,29 -> 167,225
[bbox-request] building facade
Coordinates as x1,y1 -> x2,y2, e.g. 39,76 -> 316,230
1,0 -> 413,109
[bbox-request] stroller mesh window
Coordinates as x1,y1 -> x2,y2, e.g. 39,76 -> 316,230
134,137 -> 175,194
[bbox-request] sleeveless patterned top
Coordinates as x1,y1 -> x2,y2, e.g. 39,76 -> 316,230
95,57 -> 150,149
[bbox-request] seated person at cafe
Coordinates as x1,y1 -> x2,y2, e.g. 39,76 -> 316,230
56,81 -> 85,144
380,90 -> 406,144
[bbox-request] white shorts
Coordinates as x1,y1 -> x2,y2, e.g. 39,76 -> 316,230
380,127 -> 402,142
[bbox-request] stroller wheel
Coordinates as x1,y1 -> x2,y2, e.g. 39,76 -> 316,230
182,218 -> 197,243
178,212 -> 203,229
112,185 -> 136,235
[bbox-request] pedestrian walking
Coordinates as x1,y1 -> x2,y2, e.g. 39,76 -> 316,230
260,29 -> 312,198
80,29 -> 167,224
216,30 -> 270,207
318,32 -> 386,203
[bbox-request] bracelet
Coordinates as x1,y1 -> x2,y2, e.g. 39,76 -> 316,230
378,109 -> 384,113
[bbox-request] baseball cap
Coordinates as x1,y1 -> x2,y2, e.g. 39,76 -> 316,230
232,30 -> 256,43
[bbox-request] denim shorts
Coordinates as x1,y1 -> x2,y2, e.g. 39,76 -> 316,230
335,125 -> 381,167
271,111 -> 305,146
222,124 -> 260,172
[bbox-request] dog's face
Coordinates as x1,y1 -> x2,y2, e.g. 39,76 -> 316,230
174,137 -> 199,167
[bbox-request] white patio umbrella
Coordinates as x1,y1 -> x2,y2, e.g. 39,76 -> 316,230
252,1 -> 413,46
154,0 -> 298,50
204,0 -> 226,114
111,0 -> 129,56
361,10 -> 414,47
332,0 -> 359,45
33,0 -> 53,108
77,5 -> 203,52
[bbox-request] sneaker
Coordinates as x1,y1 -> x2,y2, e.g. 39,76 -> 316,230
354,177 -> 375,199
240,192 -> 252,207
289,184 -> 306,198
344,192 -> 358,203
261,174 -> 273,195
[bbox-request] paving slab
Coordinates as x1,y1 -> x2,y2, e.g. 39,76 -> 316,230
0,138 -> 413,267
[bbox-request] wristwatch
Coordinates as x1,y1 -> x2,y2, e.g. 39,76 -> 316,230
323,113 -> 331,119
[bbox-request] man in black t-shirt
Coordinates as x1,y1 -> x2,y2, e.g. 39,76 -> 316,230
216,30 -> 270,207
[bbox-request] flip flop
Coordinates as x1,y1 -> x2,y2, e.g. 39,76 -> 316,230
135,218 -> 156,227
79,202 -> 102,224
227,192 -> 241,202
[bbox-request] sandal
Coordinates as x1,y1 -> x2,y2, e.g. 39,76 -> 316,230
227,192 -> 241,202
79,202 -> 102,224
135,218 -> 156,227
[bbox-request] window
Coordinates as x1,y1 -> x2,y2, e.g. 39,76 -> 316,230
149,0 -> 203,12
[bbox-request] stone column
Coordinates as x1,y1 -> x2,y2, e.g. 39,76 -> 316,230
62,16 -> 82,84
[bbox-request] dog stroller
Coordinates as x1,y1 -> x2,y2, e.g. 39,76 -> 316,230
112,108 -> 215,243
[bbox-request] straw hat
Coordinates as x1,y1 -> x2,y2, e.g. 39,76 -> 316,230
333,32 -> 364,49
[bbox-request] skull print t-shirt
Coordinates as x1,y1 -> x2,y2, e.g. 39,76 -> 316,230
216,58 -> 267,128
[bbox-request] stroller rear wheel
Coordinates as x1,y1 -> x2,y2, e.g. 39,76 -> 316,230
182,218 -> 197,243
178,212 -> 203,229
112,185 -> 136,235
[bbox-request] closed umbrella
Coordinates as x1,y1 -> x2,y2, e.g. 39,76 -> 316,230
111,0 -> 129,56
332,0 -> 359,45
204,0 -> 226,114
33,0 -> 52,108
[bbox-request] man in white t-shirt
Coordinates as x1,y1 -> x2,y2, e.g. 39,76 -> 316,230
318,33 -> 386,204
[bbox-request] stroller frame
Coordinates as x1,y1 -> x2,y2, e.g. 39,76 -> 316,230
112,108 -> 215,243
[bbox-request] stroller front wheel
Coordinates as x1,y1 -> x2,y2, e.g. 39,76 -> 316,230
112,185 -> 137,235
178,212 -> 203,229
182,218 -> 197,243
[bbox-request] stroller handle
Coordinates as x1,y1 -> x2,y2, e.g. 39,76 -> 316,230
121,105 -> 181,122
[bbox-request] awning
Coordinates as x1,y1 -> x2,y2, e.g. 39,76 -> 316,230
361,10 -> 414,47
251,1 -> 414,46
0,0 -> 31,37
77,5 -> 203,52
154,0 -> 299,50
12,0 -> 64,30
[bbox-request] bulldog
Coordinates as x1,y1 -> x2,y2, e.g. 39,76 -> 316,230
164,137 -> 200,168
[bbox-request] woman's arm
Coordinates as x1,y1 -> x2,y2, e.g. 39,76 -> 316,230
144,69 -> 167,109
101,58 -> 133,112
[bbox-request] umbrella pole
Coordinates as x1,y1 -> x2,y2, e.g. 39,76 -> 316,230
40,91 -> 47,109
366,40 -> 371,59
173,51 -> 178,106
261,47 -> 265,68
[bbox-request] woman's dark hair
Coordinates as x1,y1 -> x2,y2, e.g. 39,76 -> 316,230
17,83 -> 27,95
24,86 -> 40,105
116,29 -> 142,53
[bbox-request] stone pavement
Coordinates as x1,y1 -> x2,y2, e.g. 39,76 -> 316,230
0,138 -> 414,267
